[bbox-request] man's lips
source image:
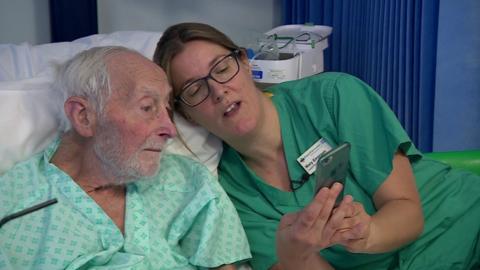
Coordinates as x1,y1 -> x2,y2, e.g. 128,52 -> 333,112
144,148 -> 162,153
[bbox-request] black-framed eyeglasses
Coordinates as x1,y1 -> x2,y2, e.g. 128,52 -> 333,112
175,49 -> 241,107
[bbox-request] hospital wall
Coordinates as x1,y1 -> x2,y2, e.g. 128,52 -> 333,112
0,0 -> 282,47
0,0 -> 51,45
97,0 -> 282,48
433,0 -> 480,151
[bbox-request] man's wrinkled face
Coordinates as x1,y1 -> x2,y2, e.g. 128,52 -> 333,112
93,51 -> 176,183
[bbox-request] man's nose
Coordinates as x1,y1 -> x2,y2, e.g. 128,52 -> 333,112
157,109 -> 177,139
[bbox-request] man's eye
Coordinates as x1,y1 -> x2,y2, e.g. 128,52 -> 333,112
142,105 -> 153,112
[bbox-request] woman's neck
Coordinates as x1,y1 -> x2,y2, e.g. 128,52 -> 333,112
228,93 -> 282,166
231,93 -> 282,156
224,94 -> 294,190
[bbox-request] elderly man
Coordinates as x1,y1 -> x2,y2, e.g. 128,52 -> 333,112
0,46 -> 250,269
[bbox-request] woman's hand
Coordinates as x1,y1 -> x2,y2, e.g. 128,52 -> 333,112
330,201 -> 374,252
275,183 -> 344,270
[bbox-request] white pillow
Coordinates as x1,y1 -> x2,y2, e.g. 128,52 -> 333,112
0,31 -> 163,80
0,78 -> 59,174
0,31 -> 222,175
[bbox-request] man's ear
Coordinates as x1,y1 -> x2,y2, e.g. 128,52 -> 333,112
64,96 -> 97,137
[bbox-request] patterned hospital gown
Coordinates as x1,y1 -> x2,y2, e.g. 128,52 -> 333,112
0,139 -> 251,269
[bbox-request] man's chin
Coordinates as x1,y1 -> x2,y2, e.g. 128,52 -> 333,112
114,169 -> 157,185
104,155 -> 162,185
140,165 -> 161,178
129,162 -> 161,180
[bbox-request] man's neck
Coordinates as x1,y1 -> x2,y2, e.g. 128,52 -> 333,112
51,132 -> 127,233
51,132 -> 118,191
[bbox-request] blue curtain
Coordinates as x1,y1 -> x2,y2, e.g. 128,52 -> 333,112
283,0 -> 439,152
50,0 -> 98,42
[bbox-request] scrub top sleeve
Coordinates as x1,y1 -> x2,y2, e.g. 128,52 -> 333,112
184,176 -> 251,268
330,73 -> 422,195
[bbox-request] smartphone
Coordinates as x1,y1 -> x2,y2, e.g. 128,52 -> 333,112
314,142 -> 350,205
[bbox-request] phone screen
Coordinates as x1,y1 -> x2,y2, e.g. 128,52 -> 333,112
314,142 -> 350,204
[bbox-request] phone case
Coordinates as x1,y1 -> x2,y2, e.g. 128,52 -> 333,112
314,142 -> 350,203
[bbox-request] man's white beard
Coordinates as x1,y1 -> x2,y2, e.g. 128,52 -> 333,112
93,121 -> 162,186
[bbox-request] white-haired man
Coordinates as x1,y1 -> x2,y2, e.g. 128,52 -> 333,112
0,46 -> 250,270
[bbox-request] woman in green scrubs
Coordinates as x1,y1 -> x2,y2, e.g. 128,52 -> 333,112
154,22 -> 480,270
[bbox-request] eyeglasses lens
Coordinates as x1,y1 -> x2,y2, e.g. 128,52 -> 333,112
180,51 -> 240,106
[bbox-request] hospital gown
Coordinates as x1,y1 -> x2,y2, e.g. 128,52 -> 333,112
218,72 -> 480,270
0,138 -> 251,270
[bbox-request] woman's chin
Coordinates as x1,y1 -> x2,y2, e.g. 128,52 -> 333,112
233,119 -> 258,137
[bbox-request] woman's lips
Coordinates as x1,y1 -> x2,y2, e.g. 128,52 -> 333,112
223,101 -> 241,117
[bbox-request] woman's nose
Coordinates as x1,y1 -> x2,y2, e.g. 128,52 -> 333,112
209,80 -> 228,104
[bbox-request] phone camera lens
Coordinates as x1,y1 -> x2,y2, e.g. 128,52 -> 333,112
322,155 -> 333,165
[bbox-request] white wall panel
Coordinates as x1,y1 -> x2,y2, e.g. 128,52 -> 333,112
97,0 -> 282,46
0,0 -> 50,45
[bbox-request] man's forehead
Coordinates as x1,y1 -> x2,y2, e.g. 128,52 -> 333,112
115,83 -> 172,109
135,84 -> 172,98
106,51 -> 171,96
107,50 -> 153,71
111,78 -> 171,101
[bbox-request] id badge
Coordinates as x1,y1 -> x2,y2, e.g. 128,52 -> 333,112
297,138 -> 332,175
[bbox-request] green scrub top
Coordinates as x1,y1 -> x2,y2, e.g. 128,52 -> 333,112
218,72 -> 480,270
0,138 -> 251,270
